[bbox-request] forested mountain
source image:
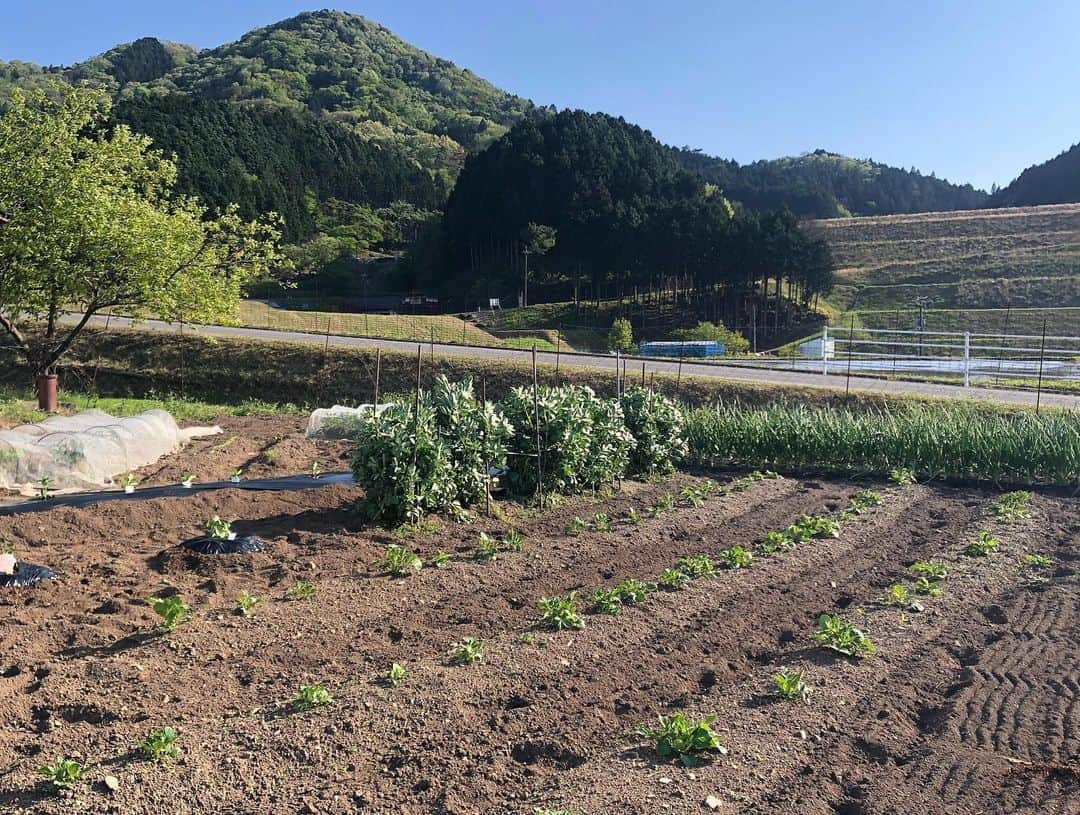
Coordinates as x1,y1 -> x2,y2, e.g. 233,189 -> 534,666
428,110 -> 835,319
674,148 -> 989,219
112,95 -> 439,243
988,142 -> 1080,207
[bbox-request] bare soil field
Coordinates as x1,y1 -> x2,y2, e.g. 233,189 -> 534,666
0,423 -> 1076,814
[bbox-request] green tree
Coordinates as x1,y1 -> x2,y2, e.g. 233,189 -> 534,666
0,85 -> 283,379
608,317 -> 634,352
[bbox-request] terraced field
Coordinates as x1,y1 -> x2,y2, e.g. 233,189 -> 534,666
0,416 -> 1075,814
807,204 -> 1080,334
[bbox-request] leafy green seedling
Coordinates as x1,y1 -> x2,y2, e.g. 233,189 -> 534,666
658,568 -> 691,590
37,475 -> 52,501
849,489 -> 882,512
624,508 -> 642,526
772,667 -> 812,703
146,595 -> 189,632
680,485 -> 704,508
474,532 -> 499,561
651,494 -> 676,516
501,529 -> 524,551
381,543 -> 423,576
813,613 -> 876,658
592,513 -> 611,532
141,726 -> 180,761
429,550 -> 449,569
292,684 -> 332,712
881,583 -> 923,611
205,515 -> 231,539
676,554 -> 715,578
236,590 -> 261,617
964,531 -> 999,557
1022,552 -> 1054,567
518,632 -> 536,646
636,713 -> 721,766
230,468 -> 243,482
121,473 -> 138,490
386,663 -> 407,687
538,593 -> 585,630
310,461 -> 323,479
590,588 -> 623,615
286,581 -> 315,600
718,545 -> 753,569
451,636 -> 484,665
994,491 -> 1033,523
39,758 -> 85,791
180,473 -> 195,486
890,468 -> 917,485
758,529 -> 796,555
909,561 -> 948,579
614,578 -> 652,604
565,516 -> 589,535
789,515 -> 840,540
913,577 -> 942,596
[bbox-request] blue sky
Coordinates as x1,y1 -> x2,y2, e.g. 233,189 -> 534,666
5,1 -> 1079,191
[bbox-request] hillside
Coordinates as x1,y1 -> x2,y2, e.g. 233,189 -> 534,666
805,203 -> 1080,334
989,142 -> 1080,208
674,148 -> 989,219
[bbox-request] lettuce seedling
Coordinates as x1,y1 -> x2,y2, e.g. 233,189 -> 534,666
451,636 -> 484,665
909,561 -> 948,579
964,531 -> 999,557
538,593 -> 585,630
636,712 -> 721,766
39,758 -> 85,791
141,726 -> 180,761
718,545 -> 753,569
286,581 -> 315,600
146,595 -> 189,632
590,588 -> 623,615
813,613 -> 876,658
386,663 -> 407,687
676,554 -> 715,578
773,667 -> 812,703
205,515 -> 231,540
658,568 -> 691,590
236,591 -> 261,617
292,684 -> 332,712
381,544 -> 423,576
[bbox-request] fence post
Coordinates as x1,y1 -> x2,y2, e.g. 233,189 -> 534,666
616,348 -> 621,397
821,325 -> 829,377
962,331 -> 971,388
1035,318 -> 1047,414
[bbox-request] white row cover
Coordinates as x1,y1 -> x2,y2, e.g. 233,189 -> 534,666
305,404 -> 390,440
0,409 -> 220,494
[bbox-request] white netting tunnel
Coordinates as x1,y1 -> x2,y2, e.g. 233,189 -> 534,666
306,404 -> 390,440
0,409 -> 220,494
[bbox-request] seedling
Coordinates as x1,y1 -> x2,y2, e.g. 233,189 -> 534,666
718,545 -> 753,569
592,513 -> 611,532
121,473 -> 138,493
964,530 -> 999,557
813,613 -> 876,658
680,485 -> 705,508
772,667 -> 812,703
236,591 -> 261,617
37,475 -> 52,501
676,554 -> 715,578
697,479 -> 718,498
386,663 -> 407,687
993,491 -> 1032,523
624,508 -> 642,526
230,468 -> 243,483
180,473 -> 195,488
292,684 -> 332,712
205,515 -> 232,540
614,578 -> 652,604
890,468 -> 917,485
849,489 -> 882,512
474,532 -> 499,561
38,758 -> 85,790
658,567 -> 691,590
429,550 -> 449,569
538,593 -> 585,630
565,516 -> 589,535
286,581 -> 315,600
636,712 -> 721,766
913,577 -> 942,597
518,632 -> 536,646
590,588 -> 623,615
1022,552 -> 1054,567
310,461 -> 323,479
450,636 -> 484,665
141,726 -> 180,761
381,544 -> 423,576
788,515 -> 840,541
146,594 -> 189,632
651,494 -> 677,516
758,529 -> 796,555
909,561 -> 948,579
501,529 -> 524,551
881,583 -> 923,612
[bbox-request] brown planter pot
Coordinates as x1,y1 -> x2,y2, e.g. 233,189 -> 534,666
36,374 -> 58,413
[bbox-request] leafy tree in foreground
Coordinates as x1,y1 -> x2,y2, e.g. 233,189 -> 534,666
608,317 -> 634,351
0,85 -> 283,380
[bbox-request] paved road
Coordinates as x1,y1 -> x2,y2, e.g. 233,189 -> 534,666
78,314 -> 1079,410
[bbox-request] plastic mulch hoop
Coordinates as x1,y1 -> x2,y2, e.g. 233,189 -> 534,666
0,562 -> 58,587
181,535 -> 265,555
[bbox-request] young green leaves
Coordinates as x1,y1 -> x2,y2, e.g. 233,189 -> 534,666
636,713 -> 721,766
141,727 -> 180,761
964,530 -> 999,557
538,593 -> 585,630
450,636 -> 485,665
772,667 -> 812,703
38,758 -> 85,791
813,613 -> 876,658
292,684 -> 333,712
381,543 -> 423,576
147,594 -> 189,632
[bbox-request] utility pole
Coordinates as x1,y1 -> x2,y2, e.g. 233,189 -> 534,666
522,247 -> 532,308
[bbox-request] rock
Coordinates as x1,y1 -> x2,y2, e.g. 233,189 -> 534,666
104,775 -> 119,792
704,795 -> 723,810
717,745 -> 729,755
659,777 -> 673,785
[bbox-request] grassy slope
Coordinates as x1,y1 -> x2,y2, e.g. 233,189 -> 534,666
806,204 -> 1080,334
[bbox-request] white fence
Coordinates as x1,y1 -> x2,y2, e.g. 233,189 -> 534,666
818,325 -> 1080,389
